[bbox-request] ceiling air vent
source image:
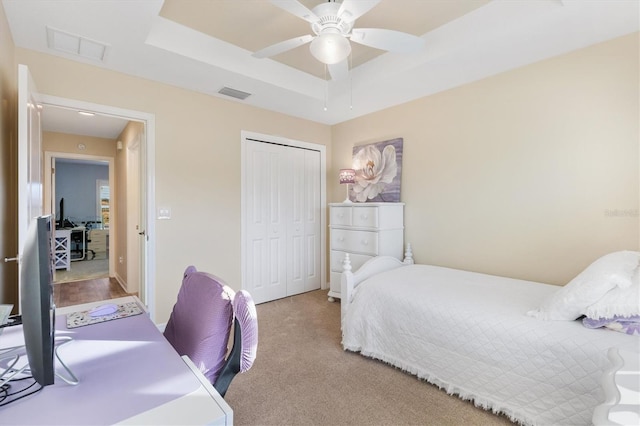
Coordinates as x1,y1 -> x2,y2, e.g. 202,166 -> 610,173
218,87 -> 251,100
46,26 -> 109,62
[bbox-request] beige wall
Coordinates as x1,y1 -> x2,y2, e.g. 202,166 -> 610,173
2,13 -> 637,320
16,47 -> 332,322
332,32 -> 639,285
0,3 -> 17,311
42,131 -> 117,158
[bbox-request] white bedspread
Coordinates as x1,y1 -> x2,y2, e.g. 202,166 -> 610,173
342,264 -> 640,425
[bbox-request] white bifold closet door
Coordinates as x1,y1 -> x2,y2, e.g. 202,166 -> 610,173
245,140 -> 321,304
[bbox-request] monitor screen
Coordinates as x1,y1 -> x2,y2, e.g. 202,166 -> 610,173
20,215 -> 55,386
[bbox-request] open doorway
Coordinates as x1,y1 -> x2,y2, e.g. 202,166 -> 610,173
39,96 -> 157,319
51,157 -> 112,284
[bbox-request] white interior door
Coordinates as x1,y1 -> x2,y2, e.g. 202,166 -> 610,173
17,64 -> 43,310
302,149 -> 321,292
126,134 -> 141,294
245,140 -> 288,304
243,136 -> 323,304
136,128 -> 148,304
287,148 -> 321,296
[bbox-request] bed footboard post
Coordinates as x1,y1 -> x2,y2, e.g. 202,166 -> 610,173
340,254 -> 354,324
404,243 -> 414,264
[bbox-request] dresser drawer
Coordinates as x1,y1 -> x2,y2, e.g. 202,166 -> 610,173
330,206 -> 352,226
331,229 -> 378,256
89,235 -> 107,245
89,230 -> 108,243
330,250 -> 373,272
351,206 -> 378,228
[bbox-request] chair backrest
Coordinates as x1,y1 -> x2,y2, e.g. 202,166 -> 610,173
213,290 -> 258,397
163,266 -> 235,384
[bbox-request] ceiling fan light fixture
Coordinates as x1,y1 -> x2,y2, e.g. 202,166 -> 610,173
310,32 -> 351,65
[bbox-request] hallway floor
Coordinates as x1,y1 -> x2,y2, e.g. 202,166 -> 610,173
53,277 -> 134,309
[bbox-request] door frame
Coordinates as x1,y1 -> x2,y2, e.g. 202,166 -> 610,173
240,130 -> 327,297
44,153 -> 115,278
39,94 -> 157,320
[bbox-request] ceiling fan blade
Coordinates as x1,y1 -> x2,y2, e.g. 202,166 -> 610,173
270,0 -> 319,23
252,34 -> 314,59
350,28 -> 425,53
338,0 -> 381,22
328,60 -> 349,81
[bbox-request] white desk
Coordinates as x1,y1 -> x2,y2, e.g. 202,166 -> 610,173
0,297 -> 232,425
53,229 -> 71,270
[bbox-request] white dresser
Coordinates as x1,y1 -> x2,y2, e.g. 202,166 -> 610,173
328,202 -> 404,301
88,229 -> 109,260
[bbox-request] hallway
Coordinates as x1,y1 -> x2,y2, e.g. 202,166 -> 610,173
53,277 -> 133,309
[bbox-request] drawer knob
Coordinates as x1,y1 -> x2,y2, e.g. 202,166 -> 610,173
361,214 -> 368,219
361,240 -> 368,246
338,236 -> 344,242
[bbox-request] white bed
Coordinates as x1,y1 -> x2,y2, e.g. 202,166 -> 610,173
340,249 -> 640,426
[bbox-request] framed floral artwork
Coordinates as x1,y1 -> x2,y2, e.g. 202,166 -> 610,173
350,137 -> 403,202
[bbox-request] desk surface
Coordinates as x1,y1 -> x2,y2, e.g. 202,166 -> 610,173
0,298 -> 232,425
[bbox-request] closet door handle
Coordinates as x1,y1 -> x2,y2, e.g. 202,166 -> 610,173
4,255 -> 18,263
138,230 -> 146,236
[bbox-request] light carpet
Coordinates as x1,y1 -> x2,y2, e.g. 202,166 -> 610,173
224,289 -> 513,426
54,258 -> 109,283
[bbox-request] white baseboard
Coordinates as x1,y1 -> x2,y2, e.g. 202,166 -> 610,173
114,272 -> 127,291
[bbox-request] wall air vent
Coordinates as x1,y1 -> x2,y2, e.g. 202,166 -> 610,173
218,87 -> 251,100
46,27 -> 109,62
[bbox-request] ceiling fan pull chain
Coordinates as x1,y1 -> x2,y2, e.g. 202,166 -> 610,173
324,63 -> 328,111
349,53 -> 353,110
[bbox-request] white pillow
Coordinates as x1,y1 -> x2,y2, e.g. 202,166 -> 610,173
527,250 -> 639,321
585,267 -> 639,319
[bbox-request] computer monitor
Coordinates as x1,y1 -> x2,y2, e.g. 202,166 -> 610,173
57,197 -> 64,228
20,215 -> 55,386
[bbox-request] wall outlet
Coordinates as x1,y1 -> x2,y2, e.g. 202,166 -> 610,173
158,207 -> 171,220
119,256 -> 124,264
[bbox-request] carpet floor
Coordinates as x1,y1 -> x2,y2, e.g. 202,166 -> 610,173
224,289 -> 514,426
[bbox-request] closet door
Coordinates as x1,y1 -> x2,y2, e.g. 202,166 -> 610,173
245,139 -> 322,304
287,148 -> 321,295
245,141 -> 288,303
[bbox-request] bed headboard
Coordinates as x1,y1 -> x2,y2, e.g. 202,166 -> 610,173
340,244 -> 414,323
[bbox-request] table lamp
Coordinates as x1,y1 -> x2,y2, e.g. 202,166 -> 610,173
339,168 -> 356,203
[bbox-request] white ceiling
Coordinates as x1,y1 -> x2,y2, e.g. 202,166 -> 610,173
41,105 -> 130,140
3,0 -> 639,138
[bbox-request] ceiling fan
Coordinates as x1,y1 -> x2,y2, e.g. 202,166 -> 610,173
252,0 -> 425,80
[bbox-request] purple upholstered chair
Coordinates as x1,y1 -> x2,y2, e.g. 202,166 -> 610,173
213,289 -> 259,397
164,266 -> 258,397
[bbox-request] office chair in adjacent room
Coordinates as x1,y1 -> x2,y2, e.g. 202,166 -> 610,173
163,266 -> 258,397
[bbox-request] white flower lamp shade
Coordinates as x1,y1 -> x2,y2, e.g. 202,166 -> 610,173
339,168 -> 356,203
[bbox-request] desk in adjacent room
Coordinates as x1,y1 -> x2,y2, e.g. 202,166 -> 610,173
0,297 -> 232,425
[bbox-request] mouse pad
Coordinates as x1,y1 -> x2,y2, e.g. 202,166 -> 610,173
66,302 -> 144,329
